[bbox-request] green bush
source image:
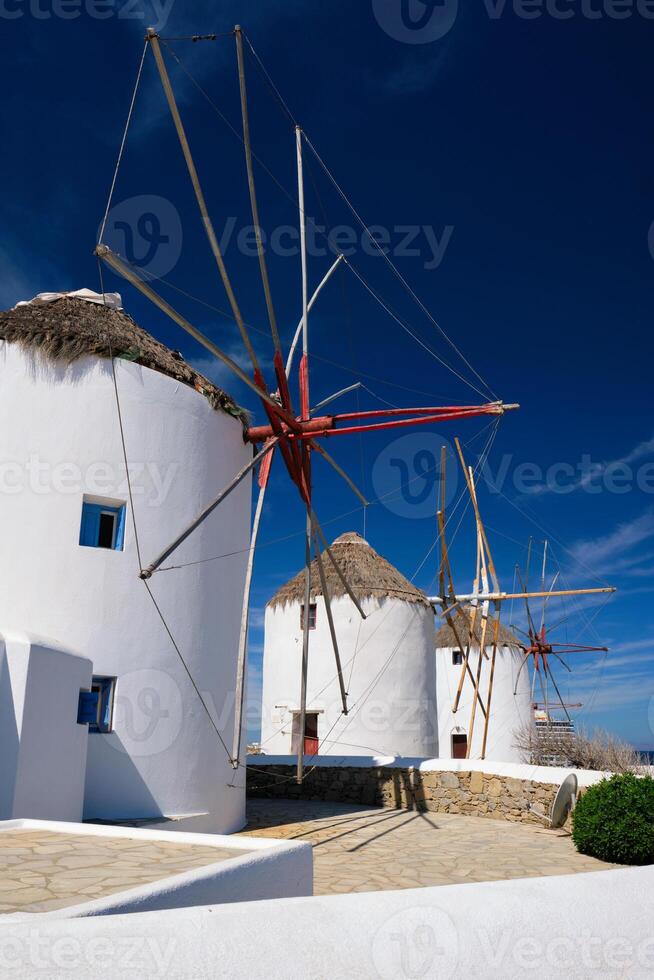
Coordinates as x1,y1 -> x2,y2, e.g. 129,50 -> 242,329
572,773 -> 654,865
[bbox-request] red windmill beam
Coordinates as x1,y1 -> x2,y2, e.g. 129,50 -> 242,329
246,402 -> 517,444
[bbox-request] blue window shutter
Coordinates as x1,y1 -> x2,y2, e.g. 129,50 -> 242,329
101,680 -> 113,728
114,505 -> 126,551
79,503 -> 102,547
77,690 -> 99,725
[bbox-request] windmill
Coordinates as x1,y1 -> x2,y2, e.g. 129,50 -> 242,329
511,540 -> 610,728
95,26 -> 518,783
430,440 -> 615,760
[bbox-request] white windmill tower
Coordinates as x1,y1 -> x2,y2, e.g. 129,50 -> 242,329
261,532 -> 437,760
0,290 -> 252,832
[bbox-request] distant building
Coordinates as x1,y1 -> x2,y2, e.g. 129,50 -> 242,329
533,709 -> 576,766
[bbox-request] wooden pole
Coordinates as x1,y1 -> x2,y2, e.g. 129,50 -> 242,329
139,438 -> 278,579
311,521 -> 348,715
286,254 -> 345,376
296,125 -> 310,419
234,25 -> 281,354
95,245 -> 295,422
146,29 -> 261,374
309,441 -> 368,506
297,510 -> 313,783
480,613 -> 501,759
231,479 -> 268,766
313,516 -> 367,620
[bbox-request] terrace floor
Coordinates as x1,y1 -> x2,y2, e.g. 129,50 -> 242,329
0,829 -> 247,914
241,798 -> 618,895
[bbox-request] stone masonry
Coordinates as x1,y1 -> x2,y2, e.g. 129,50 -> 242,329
247,765 -> 561,826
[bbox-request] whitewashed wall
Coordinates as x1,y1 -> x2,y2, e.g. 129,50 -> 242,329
2,865 -> 651,979
0,630 -> 92,821
261,595 -> 437,758
436,644 -> 533,763
0,343 -> 251,833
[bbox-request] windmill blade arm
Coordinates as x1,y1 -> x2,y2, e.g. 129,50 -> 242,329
311,525 -> 348,715
139,438 -> 278,579
309,441 -> 369,506
95,245 -> 297,423
231,480 -> 268,766
312,513 -> 367,620
286,254 -> 345,377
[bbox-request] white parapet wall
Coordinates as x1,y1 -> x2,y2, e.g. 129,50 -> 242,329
0,632 -> 92,822
248,754 -> 611,788
1,865 -> 652,978
0,819 -> 312,917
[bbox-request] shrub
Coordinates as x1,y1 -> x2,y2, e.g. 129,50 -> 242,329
572,773 -> 654,865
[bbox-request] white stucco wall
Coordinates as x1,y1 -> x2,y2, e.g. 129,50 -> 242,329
0,342 -> 251,833
436,643 -> 533,763
261,596 -> 437,758
1,865 -> 651,978
0,631 -> 92,822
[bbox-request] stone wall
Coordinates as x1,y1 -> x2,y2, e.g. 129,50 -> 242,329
247,764 -> 562,826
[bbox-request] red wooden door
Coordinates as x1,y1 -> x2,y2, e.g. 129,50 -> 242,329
452,734 -> 468,759
304,713 -> 319,755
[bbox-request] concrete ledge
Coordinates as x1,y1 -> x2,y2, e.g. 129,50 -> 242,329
247,756 -> 605,825
0,865 -> 650,978
0,818 -> 312,917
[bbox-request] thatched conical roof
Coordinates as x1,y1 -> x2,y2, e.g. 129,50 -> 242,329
269,531 -> 431,608
0,292 -> 247,423
435,606 -> 521,650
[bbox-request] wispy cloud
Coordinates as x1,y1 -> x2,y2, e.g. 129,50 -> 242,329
570,510 -> 654,567
527,433 -> 654,496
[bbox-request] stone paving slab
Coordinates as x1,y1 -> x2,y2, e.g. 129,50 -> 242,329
242,799 -> 618,895
0,830 -> 250,913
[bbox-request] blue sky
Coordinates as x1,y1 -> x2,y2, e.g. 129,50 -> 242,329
2,1 -> 653,749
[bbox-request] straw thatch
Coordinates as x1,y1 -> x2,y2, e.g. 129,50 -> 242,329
435,606 -> 521,650
269,531 -> 431,608
0,296 -> 247,423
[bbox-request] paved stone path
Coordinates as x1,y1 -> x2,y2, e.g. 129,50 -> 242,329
0,830 -> 247,913
242,799 -> 617,895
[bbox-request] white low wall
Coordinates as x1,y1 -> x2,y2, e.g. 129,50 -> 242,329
0,866 -> 651,978
0,632 -> 92,822
249,754 -> 610,788
0,819 -> 312,917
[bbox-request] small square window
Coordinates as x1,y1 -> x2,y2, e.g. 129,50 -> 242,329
300,602 -> 317,630
79,498 -> 126,551
452,650 -> 464,666
78,676 -> 116,733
